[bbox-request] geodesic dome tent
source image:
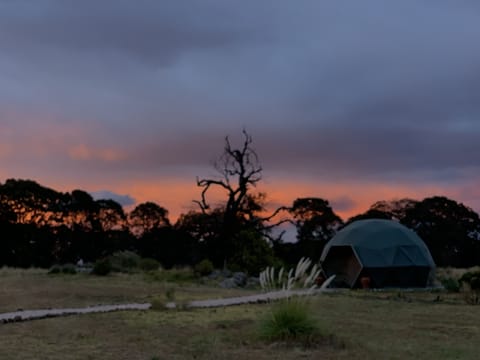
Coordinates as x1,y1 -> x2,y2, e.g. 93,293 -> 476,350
320,219 -> 435,288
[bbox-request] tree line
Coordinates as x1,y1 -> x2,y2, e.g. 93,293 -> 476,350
1,131 -> 479,272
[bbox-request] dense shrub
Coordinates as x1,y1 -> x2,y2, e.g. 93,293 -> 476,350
459,271 -> 480,290
259,299 -> 320,344
61,263 -> 77,274
48,263 -> 77,275
439,277 -> 460,292
457,271 -> 480,305
109,250 -> 141,273
145,267 -> 195,283
150,297 -> 167,311
139,258 -> 161,272
48,264 -> 62,274
194,259 -> 214,276
92,258 -> 112,276
230,230 -> 279,275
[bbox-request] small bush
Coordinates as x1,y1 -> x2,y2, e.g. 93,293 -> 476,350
61,263 -> 77,274
144,267 -> 195,283
150,297 -> 167,311
165,286 -> 176,302
459,271 -> 480,290
259,299 -> 321,344
48,264 -> 77,275
48,265 -> 62,274
459,271 -> 480,305
139,258 -> 161,272
440,277 -> 460,292
194,259 -> 214,276
461,282 -> 480,305
92,258 -> 112,276
109,250 -> 141,273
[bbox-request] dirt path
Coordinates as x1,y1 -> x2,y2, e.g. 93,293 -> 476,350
0,288 -> 331,323
0,303 -> 151,323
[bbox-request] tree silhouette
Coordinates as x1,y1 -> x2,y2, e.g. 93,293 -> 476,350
346,198 -> 418,225
273,197 -> 343,265
291,197 -> 343,243
402,196 -> 480,267
128,202 -> 170,237
193,130 -> 284,268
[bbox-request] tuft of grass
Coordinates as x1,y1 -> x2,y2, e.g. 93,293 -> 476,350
150,297 -> 167,311
165,286 -> 176,302
259,298 -> 321,345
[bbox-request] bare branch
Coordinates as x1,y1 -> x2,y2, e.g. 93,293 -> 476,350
261,206 -> 291,222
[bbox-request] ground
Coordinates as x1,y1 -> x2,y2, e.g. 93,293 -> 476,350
0,268 -> 479,359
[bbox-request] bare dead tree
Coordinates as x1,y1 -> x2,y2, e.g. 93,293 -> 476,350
194,129 -> 262,217
194,130 -> 291,243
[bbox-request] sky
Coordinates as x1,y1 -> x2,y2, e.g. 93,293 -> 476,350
1,0 -> 480,223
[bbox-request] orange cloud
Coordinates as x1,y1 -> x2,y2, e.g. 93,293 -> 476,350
68,144 -> 125,162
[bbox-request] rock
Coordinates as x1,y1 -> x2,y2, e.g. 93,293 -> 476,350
219,278 -> 237,289
221,269 -> 232,278
232,272 -> 247,287
208,270 -> 222,280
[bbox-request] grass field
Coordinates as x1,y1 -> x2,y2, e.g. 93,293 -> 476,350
0,268 -> 479,359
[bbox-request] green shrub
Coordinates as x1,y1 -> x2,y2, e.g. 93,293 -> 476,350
61,263 -> 77,274
167,267 -> 195,282
194,259 -> 214,276
165,286 -> 176,302
259,299 -> 321,344
440,277 -> 460,292
139,258 -> 161,272
48,264 -> 62,274
459,271 -> 480,290
230,229 -> 279,275
150,297 -> 167,311
457,271 -> 480,305
145,267 -> 195,283
92,258 -> 112,276
48,264 -> 77,275
109,250 -> 141,273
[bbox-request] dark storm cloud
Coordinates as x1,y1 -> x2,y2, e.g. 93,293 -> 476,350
1,0 -> 480,190
254,124 -> 480,182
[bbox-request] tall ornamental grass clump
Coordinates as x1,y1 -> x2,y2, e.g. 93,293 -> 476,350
259,257 -> 321,292
258,258 -> 326,345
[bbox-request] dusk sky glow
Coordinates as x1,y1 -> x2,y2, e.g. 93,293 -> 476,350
1,1 -> 480,221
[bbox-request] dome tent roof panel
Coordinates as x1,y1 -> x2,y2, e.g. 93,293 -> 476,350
320,219 -> 435,288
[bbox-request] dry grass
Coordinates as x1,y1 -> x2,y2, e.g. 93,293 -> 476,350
1,268 -> 480,359
0,267 -> 254,312
436,266 -> 480,281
